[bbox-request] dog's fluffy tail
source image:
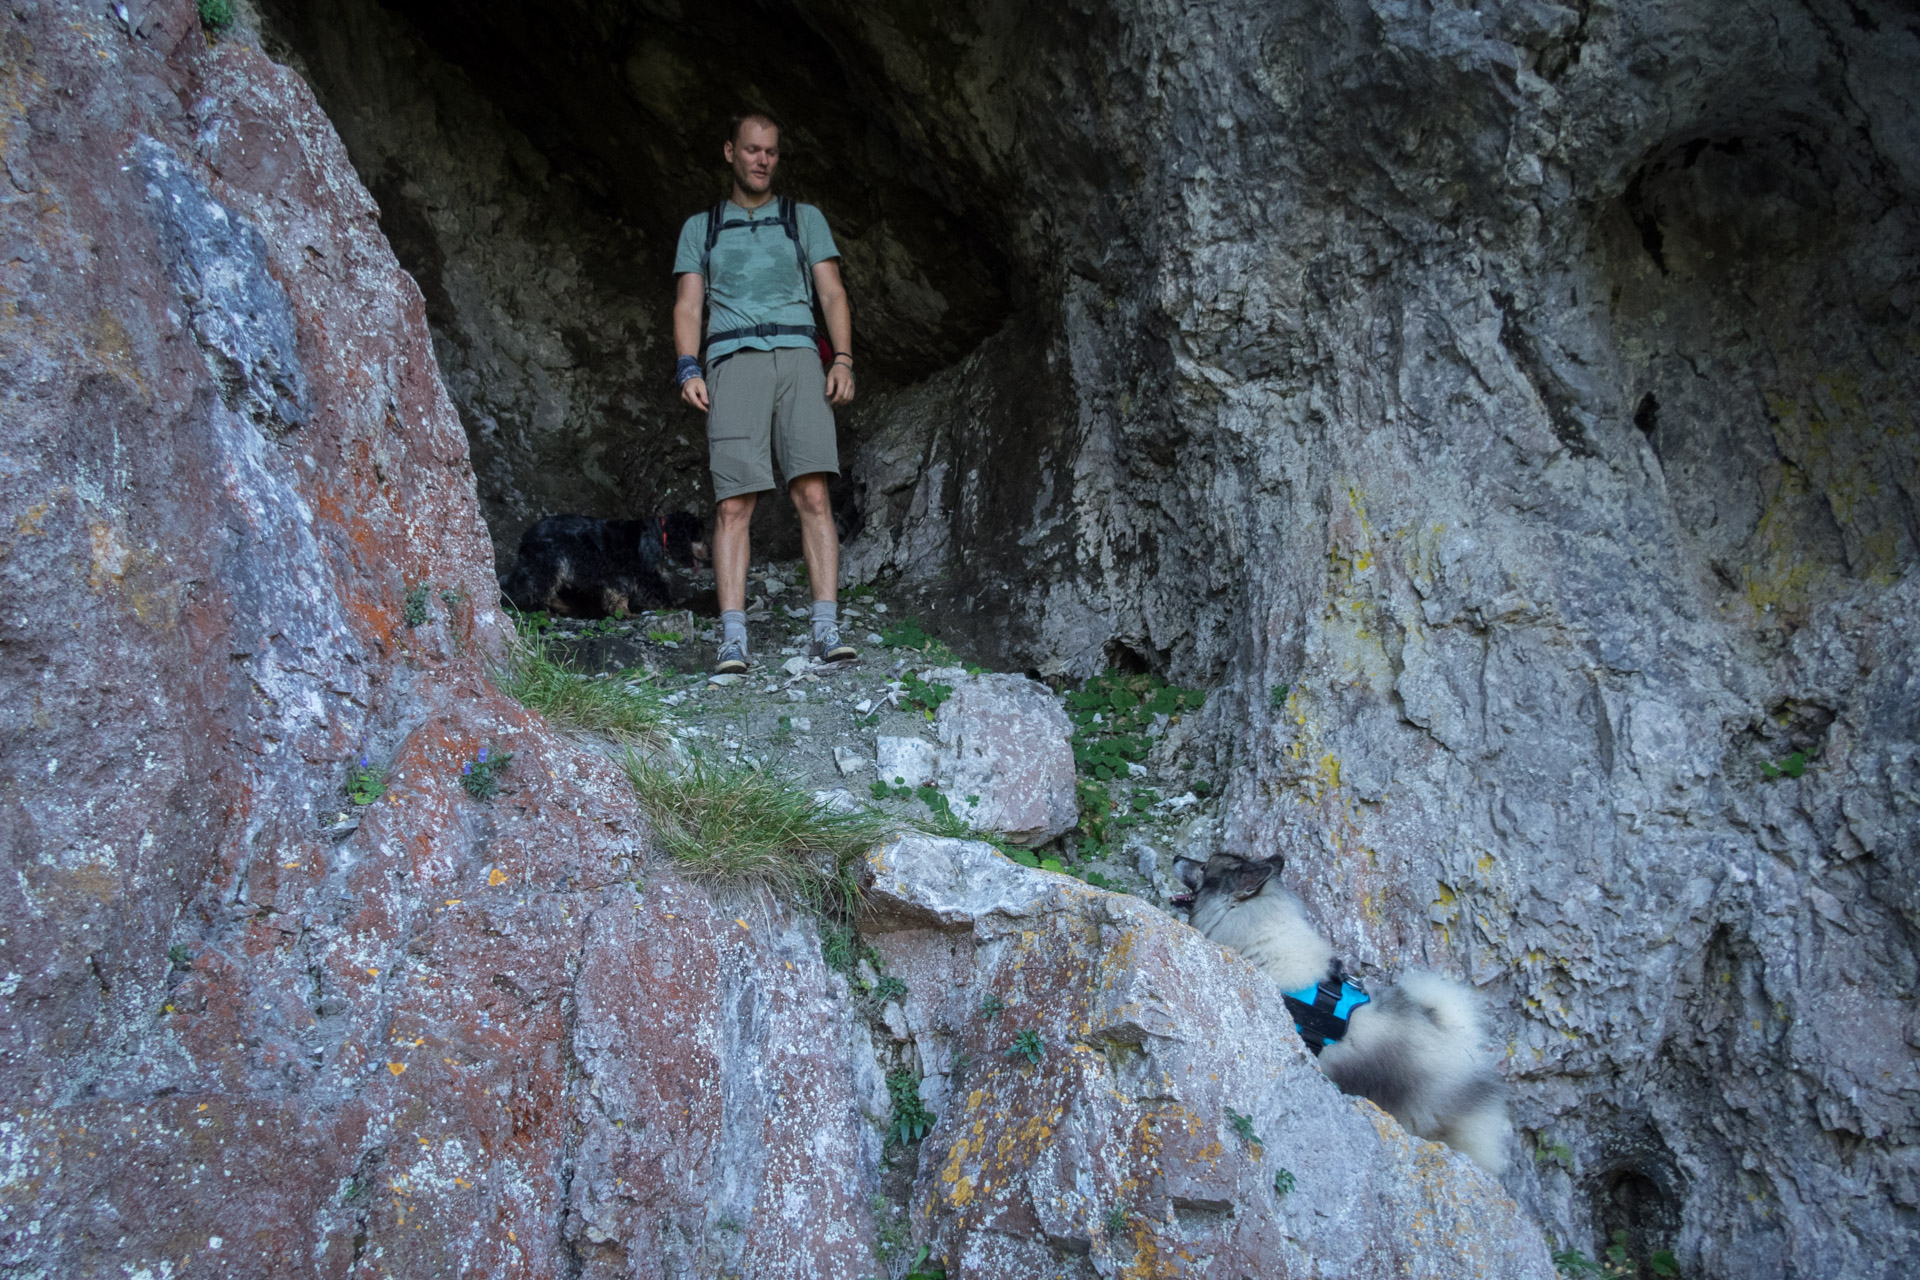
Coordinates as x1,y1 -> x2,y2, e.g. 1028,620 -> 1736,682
1394,969 -> 1485,1038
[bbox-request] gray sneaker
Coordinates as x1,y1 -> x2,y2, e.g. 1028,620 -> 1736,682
809,627 -> 857,663
714,637 -> 749,674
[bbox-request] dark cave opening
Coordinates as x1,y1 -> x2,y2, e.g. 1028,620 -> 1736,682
260,0 -> 1017,570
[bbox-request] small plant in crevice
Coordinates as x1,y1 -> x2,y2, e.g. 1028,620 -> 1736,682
885,1069 -> 936,1148
1270,683 -> 1291,709
899,1244 -> 946,1280
1224,1106 -> 1262,1149
167,944 -> 192,972
346,753 -> 387,806
403,584 -> 431,628
1535,1136 -> 1575,1172
871,1193 -> 912,1263
872,974 -> 908,1003
460,745 -> 513,800
507,606 -> 556,638
1005,1029 -> 1044,1065
820,920 -> 858,974
978,993 -> 1005,1022
1760,751 -> 1809,780
1272,1167 -> 1296,1197
1102,1203 -> 1129,1237
1550,1231 -> 1680,1279
949,1050 -> 972,1083
1065,670 -> 1205,783
899,669 -> 953,718
648,628 -> 684,645
197,0 -> 234,31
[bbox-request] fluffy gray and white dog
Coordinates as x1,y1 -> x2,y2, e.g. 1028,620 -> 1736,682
1174,852 -> 1511,1173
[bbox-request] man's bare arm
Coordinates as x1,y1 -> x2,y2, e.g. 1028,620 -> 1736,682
813,258 -> 854,407
674,271 -> 709,411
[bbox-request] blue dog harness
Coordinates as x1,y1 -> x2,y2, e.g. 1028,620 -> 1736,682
1282,958 -> 1370,1055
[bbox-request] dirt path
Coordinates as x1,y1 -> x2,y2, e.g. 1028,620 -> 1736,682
540,556 -> 1221,903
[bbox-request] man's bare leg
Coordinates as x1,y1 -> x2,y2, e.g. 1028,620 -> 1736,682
713,491 -> 757,670
790,474 -> 838,601
791,473 -> 855,660
714,492 -> 758,612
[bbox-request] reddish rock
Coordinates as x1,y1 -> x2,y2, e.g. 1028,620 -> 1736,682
0,6 -> 876,1276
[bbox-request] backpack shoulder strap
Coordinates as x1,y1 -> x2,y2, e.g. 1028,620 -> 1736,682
699,200 -> 727,280
777,196 -> 813,305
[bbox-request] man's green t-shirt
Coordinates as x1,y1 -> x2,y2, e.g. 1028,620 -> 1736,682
674,200 -> 839,364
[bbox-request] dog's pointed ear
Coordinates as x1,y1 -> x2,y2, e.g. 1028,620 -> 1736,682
1228,859 -> 1276,901
1174,857 -> 1205,890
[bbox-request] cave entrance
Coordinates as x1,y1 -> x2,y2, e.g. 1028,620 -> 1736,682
260,0 -> 1011,574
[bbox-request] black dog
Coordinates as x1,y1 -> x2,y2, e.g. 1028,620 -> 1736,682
501,512 -> 705,618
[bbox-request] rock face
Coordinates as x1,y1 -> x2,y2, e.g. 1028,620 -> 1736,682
0,7 -> 884,1276
867,832 -> 1555,1280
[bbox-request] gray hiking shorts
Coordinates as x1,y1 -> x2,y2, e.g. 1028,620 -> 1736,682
705,347 -> 839,501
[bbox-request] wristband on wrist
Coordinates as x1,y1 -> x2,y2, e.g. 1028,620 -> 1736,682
831,354 -> 854,368
675,355 -> 703,387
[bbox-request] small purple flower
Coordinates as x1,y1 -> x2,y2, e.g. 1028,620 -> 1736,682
359,754 -> 370,770
478,746 -> 489,763
463,762 -> 472,775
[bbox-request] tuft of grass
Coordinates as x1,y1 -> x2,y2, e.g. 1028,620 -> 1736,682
493,632 -> 669,740
1103,1204 -> 1128,1236
197,0 -> 234,31
623,752 -> 895,908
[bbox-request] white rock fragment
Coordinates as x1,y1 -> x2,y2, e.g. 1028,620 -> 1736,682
881,1001 -> 911,1041
833,747 -> 870,777
781,655 -> 809,677
708,673 -> 741,687
811,787 -> 861,814
876,735 -> 937,788
854,698 -> 874,715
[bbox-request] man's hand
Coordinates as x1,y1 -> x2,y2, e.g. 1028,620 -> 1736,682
681,375 -> 710,412
825,364 -> 854,407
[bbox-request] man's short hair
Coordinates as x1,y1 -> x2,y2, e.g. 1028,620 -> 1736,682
729,111 -> 782,144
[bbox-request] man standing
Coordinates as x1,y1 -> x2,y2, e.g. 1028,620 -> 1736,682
673,111 -> 857,674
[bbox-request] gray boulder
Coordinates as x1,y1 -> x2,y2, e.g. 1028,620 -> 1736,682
928,669 -> 1078,845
